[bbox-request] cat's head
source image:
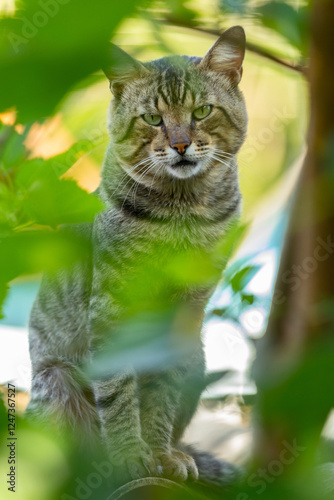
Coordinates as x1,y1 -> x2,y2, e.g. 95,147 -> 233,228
103,26 -> 247,183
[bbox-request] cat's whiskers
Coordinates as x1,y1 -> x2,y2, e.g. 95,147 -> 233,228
131,162 -> 158,208
110,157 -> 153,199
210,153 -> 250,181
210,155 -> 233,171
122,155 -> 159,209
113,157 -> 155,197
213,153 -> 258,186
212,149 -> 249,173
148,162 -> 165,196
214,149 -> 265,181
211,153 -> 257,187
117,154 -> 163,207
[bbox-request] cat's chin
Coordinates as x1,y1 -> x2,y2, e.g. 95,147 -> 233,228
166,161 -> 202,179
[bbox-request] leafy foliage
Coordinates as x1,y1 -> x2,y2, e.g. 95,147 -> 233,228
0,120 -> 102,315
1,0 -> 331,499
210,261 -> 262,333
255,1 -> 310,56
0,0 -> 142,122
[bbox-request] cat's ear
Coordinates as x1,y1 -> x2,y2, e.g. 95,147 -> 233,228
199,26 -> 246,85
102,44 -> 149,97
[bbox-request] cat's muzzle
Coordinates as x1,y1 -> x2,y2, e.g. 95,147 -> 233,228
167,157 -> 202,179
171,160 -> 197,168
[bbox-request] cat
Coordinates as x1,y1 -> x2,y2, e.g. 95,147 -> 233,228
26,25 -> 248,490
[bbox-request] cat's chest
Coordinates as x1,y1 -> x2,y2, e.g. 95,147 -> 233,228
94,207 -> 227,259
91,209 -> 227,304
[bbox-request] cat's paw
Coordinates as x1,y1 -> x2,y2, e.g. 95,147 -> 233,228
154,449 -> 199,482
109,440 -> 157,480
125,452 -> 156,480
172,448 -> 199,481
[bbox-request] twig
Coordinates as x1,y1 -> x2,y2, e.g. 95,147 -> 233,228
158,17 -> 307,75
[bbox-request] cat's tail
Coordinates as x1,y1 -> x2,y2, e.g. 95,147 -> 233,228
178,443 -> 244,491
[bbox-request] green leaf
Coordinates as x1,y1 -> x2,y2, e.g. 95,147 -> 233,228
257,338 -> 334,440
230,264 -> 261,293
22,178 -> 103,226
164,249 -> 220,286
44,140 -> 96,178
256,2 -> 309,54
0,281 -> 9,319
16,140 -> 95,187
241,292 -> 255,305
0,0 -> 145,122
14,141 -> 103,226
213,222 -> 249,263
0,182 -> 21,230
211,307 -> 229,318
0,228 -> 92,315
1,125 -> 30,169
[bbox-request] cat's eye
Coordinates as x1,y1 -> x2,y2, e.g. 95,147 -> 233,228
193,105 -> 212,120
142,114 -> 162,126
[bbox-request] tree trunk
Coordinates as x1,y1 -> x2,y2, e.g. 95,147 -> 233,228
253,0 -> 334,471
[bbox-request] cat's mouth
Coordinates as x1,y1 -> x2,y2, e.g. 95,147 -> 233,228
167,159 -> 201,179
171,160 -> 197,169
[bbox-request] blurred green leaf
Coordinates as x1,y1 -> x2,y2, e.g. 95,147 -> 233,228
165,249 -> 219,286
241,292 -> 255,305
0,393 -> 7,430
257,337 -> 334,442
22,178 -> 103,226
1,125 -> 30,169
0,227 -> 91,315
0,0 -> 144,121
0,228 -> 91,281
211,306 -> 229,318
0,183 -> 20,231
15,140 -> 103,226
230,264 -> 261,292
213,222 -> 248,263
162,0 -> 198,22
0,282 -> 9,319
17,140 -> 95,183
256,2 -> 309,54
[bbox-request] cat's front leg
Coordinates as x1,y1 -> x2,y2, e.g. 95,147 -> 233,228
139,371 -> 199,482
94,375 -> 157,481
89,291 -> 156,481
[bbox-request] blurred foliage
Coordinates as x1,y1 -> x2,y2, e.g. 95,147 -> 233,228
255,1 -> 310,56
88,222 -> 247,380
0,119 -> 101,317
0,0 -> 143,122
210,261 -> 262,327
0,122 -> 102,230
0,0 -> 329,499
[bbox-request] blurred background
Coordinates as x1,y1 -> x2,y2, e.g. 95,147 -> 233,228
2,0 -> 333,499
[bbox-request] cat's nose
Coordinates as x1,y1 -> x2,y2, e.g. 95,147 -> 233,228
171,142 -> 190,155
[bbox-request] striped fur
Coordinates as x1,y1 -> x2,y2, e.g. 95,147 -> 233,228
27,27 -> 247,489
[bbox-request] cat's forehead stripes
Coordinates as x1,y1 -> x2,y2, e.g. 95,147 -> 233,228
145,57 -> 206,108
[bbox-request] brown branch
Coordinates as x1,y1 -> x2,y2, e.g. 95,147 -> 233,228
252,0 -> 334,474
245,41 -> 306,75
158,17 -> 306,75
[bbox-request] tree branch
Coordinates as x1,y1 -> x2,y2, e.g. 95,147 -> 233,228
158,17 -> 306,75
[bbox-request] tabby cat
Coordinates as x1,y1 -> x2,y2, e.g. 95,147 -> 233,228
27,26 -> 248,490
